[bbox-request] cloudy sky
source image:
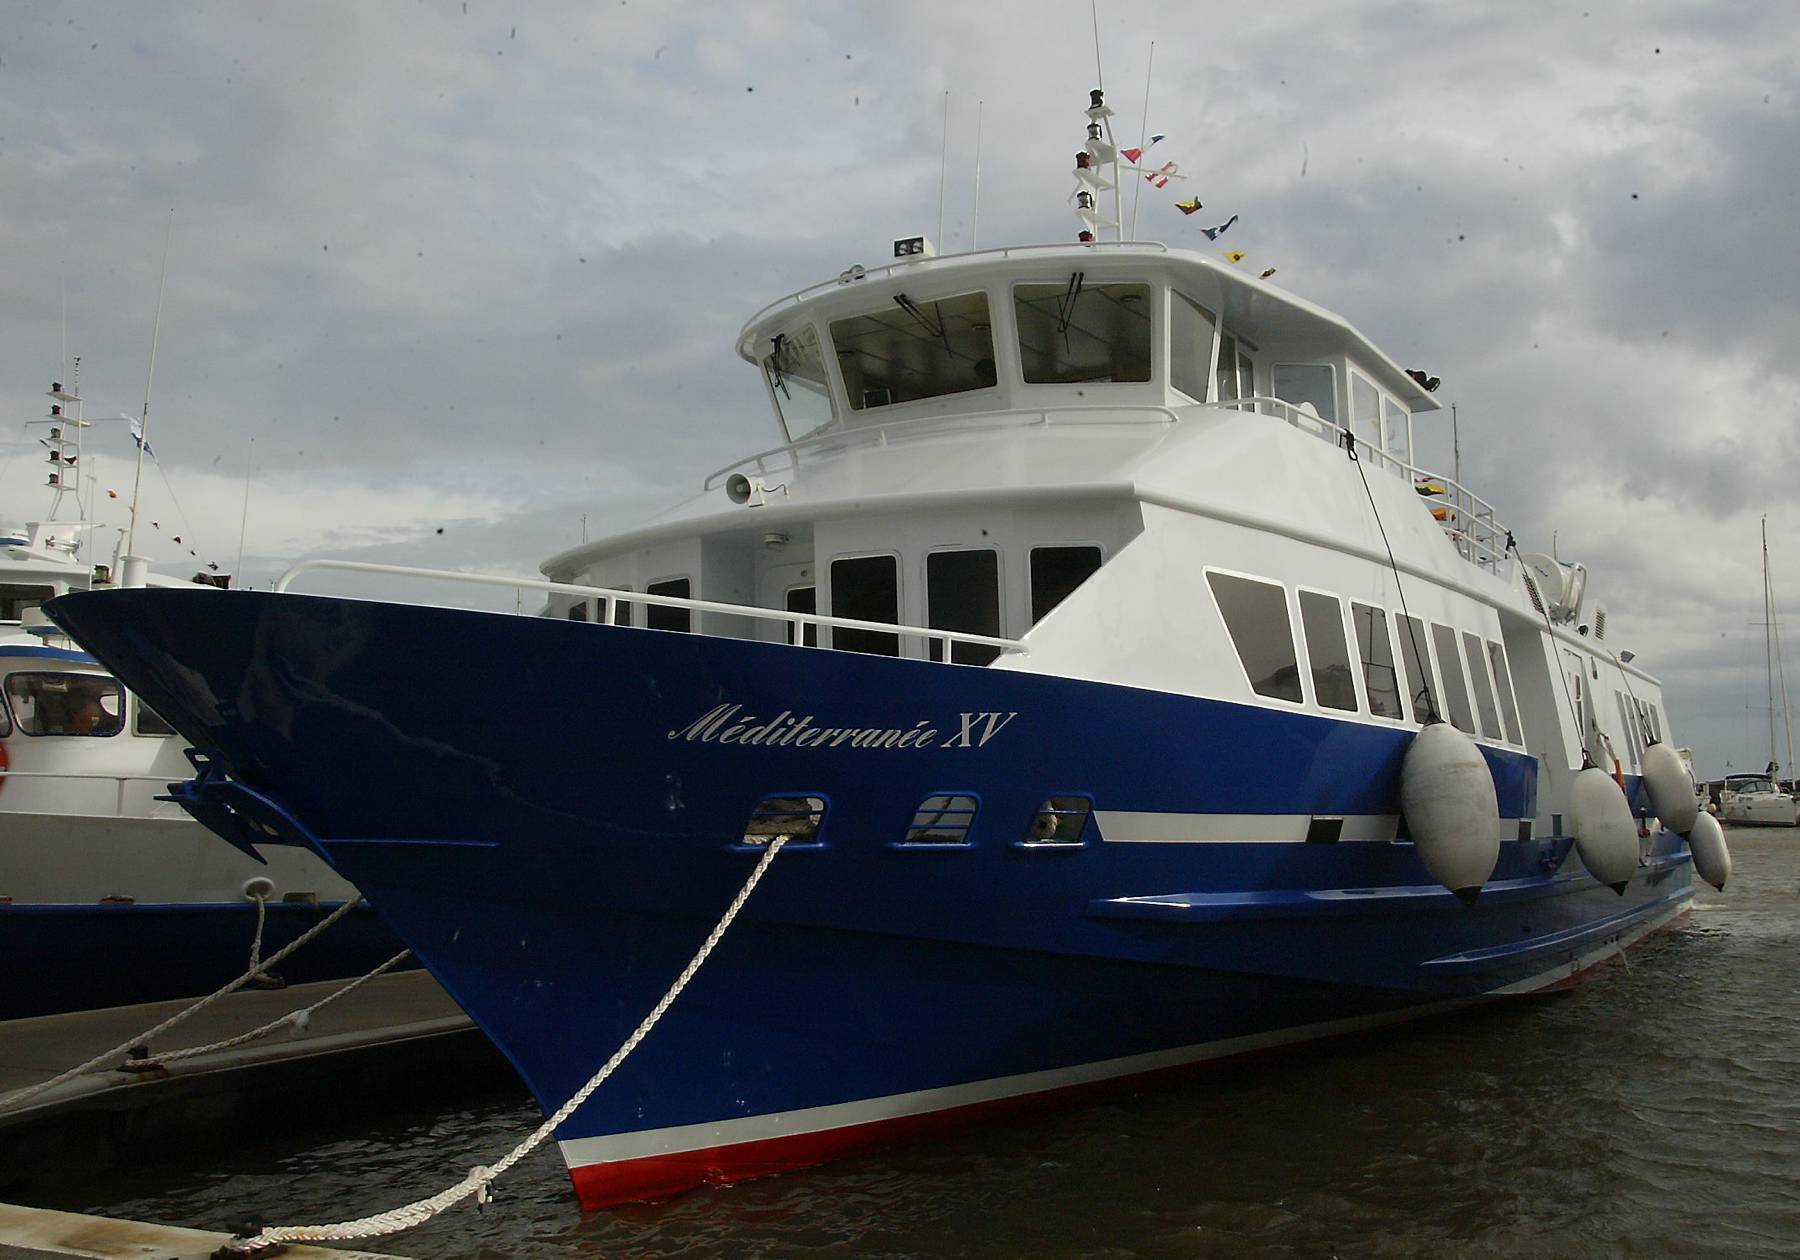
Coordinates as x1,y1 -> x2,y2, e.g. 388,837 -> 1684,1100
1,1 -> 1796,775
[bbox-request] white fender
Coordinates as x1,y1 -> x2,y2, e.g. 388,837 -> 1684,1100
1686,810 -> 1732,891
1400,722 -> 1501,903
1640,742 -> 1699,835
1569,765 -> 1639,893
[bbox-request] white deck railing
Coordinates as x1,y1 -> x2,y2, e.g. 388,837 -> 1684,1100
274,560 -> 1029,660
0,770 -> 187,818
1221,396 -> 1511,575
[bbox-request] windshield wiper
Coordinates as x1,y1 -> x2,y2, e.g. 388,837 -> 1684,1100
1054,271 -> 1086,352
893,293 -> 952,355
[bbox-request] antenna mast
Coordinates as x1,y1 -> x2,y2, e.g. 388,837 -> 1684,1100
125,210 -> 173,564
1764,516 -> 1777,775
1129,41 -> 1155,240
971,99 -> 983,252
937,91 -> 950,251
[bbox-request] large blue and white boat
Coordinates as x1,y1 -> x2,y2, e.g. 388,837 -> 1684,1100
45,92 -> 1725,1208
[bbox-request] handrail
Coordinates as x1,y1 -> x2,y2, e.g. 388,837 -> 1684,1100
703,404 -> 1185,491
274,560 -> 1029,657
1220,396 -> 1513,575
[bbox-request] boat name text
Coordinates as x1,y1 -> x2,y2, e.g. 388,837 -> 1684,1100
666,703 -> 1016,750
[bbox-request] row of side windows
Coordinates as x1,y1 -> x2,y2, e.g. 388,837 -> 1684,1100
574,547 -> 1105,660
1206,570 -> 1525,745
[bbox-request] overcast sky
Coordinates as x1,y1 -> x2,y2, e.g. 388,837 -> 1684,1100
2,1 -> 1796,776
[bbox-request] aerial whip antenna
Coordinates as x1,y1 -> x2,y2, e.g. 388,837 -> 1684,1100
1129,41 -> 1155,240
937,90 -> 950,250
123,209 -> 173,583
971,99 -> 984,251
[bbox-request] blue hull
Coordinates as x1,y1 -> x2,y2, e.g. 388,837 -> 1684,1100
42,590 -> 1694,1203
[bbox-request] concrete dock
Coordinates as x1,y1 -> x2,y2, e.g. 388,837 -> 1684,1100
0,971 -> 519,1197
0,1201 -> 405,1258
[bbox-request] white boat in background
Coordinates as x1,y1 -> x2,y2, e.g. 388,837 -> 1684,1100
1718,773 -> 1796,827
0,378 -> 403,1018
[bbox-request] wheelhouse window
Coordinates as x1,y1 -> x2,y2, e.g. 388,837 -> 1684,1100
1299,591 -> 1358,712
1383,396 -> 1411,465
1350,371 -> 1382,456
831,291 -> 996,411
1207,573 -> 1303,703
0,583 -> 56,622
1397,614 -> 1439,724
1462,631 -> 1504,740
1015,279 -> 1152,384
565,600 -> 589,622
4,672 -> 124,736
1238,349 -> 1255,398
829,555 -> 900,656
1486,640 -> 1524,743
1430,623 -> 1477,734
645,578 -> 692,633
762,324 -> 835,441
926,549 -> 1001,665
1170,290 -> 1217,402
1272,364 -> 1337,424
1030,545 -> 1103,625
611,589 -> 634,627
1216,332 -> 1241,402
1352,602 -> 1404,719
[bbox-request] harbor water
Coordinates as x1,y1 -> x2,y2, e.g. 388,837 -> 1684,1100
43,830 -> 1800,1258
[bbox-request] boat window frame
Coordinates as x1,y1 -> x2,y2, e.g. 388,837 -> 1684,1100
645,576 -> 693,634
923,545 -> 1004,665
1028,542 -> 1106,626
133,700 -> 178,738
1429,622 -> 1479,735
1351,601 -> 1406,722
825,550 -> 904,656
1011,276 -> 1159,389
1396,613 -> 1440,725
1,670 -> 126,738
1296,586 -> 1360,714
1485,639 -> 1524,745
1169,287 -> 1218,403
1271,361 -> 1340,425
1461,630 -> 1505,741
1204,567 -> 1307,707
759,320 -> 841,444
829,288 -> 1003,414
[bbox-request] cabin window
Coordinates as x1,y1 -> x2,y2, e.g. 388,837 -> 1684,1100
1352,603 -> 1404,719
1462,631 -> 1504,740
0,583 -> 56,622
1025,795 -> 1092,845
1486,640 -> 1524,744
1015,280 -> 1152,384
1614,693 -> 1639,769
1383,396 -> 1411,465
1030,545 -> 1103,624
785,585 -> 817,646
1397,614 -> 1440,724
1299,591 -> 1358,712
900,794 -> 979,845
1238,349 -> 1255,399
1350,371 -> 1382,456
1170,290 -> 1217,402
3,672 -> 124,737
565,601 -> 589,622
829,555 -> 900,655
762,324 -> 835,442
832,291 -> 997,411
1430,623 -> 1477,734
1216,333 -> 1242,402
645,578 -> 692,632
1272,364 -> 1337,424
1207,573 -> 1303,703
926,549 -> 1002,665
611,589 -> 635,627
135,702 -> 177,737
1647,703 -> 1663,743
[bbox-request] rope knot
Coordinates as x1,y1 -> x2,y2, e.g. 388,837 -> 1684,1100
470,1165 -> 495,1209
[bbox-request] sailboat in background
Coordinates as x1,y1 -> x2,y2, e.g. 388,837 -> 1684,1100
1721,516 -> 1798,827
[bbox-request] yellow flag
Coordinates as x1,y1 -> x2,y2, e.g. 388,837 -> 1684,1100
1225,251 -> 1246,263
1259,267 -> 1278,279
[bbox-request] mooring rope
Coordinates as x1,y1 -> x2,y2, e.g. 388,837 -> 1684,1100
0,897 -> 364,1113
144,948 -> 414,1068
224,836 -> 788,1255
